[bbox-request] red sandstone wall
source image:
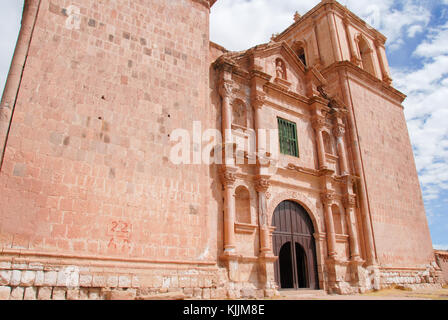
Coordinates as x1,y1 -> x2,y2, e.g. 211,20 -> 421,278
348,78 -> 435,267
0,0 -> 221,263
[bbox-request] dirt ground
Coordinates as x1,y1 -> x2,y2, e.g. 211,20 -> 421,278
274,287 -> 448,300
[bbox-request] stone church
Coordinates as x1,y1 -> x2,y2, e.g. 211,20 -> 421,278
0,0 -> 444,299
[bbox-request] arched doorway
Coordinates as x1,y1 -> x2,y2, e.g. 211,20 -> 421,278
272,200 -> 319,289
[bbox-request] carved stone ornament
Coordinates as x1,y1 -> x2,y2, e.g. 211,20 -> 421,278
255,176 -> 271,193
219,80 -> 233,99
343,194 -> 357,209
333,125 -> 345,138
312,116 -> 327,131
320,192 -> 336,206
251,92 -> 266,109
219,168 -> 236,186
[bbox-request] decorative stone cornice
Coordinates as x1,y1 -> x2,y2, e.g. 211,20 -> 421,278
274,0 -> 387,47
286,163 -> 320,177
250,69 -> 272,81
320,61 -> 407,104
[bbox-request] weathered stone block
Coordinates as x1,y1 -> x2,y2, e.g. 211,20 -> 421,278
10,270 -> 22,286
24,287 -> 37,300
38,287 -> 53,300
118,275 -> 131,288
52,288 -> 66,300
131,276 -> 140,288
79,288 -> 89,300
0,286 -> 11,300
240,288 -> 256,299
21,271 -> 36,286
10,287 -> 24,300
34,271 -> 45,286
67,289 -> 80,300
44,271 -> 57,286
107,275 -> 118,288
0,271 -> 12,286
92,275 -> 106,287
106,290 -> 136,300
193,288 -> 202,299
88,288 -> 101,300
202,288 -> 211,299
183,288 -> 193,298
79,274 -> 93,287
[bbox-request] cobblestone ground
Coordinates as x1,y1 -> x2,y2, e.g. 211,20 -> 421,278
273,287 -> 448,300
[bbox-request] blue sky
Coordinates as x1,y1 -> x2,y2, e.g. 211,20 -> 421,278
0,0 -> 447,249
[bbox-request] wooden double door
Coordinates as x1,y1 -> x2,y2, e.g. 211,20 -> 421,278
272,200 -> 319,290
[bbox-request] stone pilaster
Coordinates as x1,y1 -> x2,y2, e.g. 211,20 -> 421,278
219,167 -> 237,253
312,116 -> 328,170
343,194 -> 361,261
333,125 -> 349,176
321,192 -> 337,258
374,39 -> 393,85
342,15 -> 361,67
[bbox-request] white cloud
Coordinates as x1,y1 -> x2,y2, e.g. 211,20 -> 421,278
434,244 -> 448,250
210,0 -> 432,51
415,22 -> 448,57
391,21 -> 448,202
407,25 -> 423,38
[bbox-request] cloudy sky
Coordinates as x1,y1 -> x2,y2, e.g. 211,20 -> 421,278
0,0 -> 447,249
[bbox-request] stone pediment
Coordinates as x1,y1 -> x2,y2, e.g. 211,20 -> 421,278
241,41 -> 326,98
213,41 -> 326,99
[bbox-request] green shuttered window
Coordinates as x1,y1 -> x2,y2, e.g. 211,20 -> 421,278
278,117 -> 299,157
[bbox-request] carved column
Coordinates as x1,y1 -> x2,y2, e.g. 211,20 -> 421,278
312,117 -> 328,170
255,175 -> 271,254
312,20 -> 323,68
321,193 -> 337,258
219,74 -> 234,147
343,194 -> 361,260
220,168 -> 237,253
374,39 -> 392,85
252,92 -> 266,157
333,125 -> 349,175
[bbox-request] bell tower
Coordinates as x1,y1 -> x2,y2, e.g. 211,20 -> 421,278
275,0 -> 436,273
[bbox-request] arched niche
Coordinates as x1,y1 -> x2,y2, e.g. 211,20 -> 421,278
235,185 -> 251,224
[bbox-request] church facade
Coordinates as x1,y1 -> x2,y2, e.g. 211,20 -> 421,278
0,0 -> 443,300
